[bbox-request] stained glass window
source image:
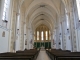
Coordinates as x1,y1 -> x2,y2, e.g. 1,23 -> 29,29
41,31 -> 43,40
46,31 -> 48,40
37,31 -> 39,40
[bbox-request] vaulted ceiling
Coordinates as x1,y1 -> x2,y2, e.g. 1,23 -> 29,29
19,0 -> 67,32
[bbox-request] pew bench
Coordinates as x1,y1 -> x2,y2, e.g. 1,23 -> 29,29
0,49 -> 40,60
0,57 -> 32,60
46,49 -> 80,60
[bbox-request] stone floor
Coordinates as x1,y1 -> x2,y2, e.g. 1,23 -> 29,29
36,50 -> 51,60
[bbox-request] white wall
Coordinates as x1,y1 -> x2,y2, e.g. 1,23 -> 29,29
0,28 -> 9,53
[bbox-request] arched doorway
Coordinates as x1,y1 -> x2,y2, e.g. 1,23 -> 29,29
34,24 -> 51,49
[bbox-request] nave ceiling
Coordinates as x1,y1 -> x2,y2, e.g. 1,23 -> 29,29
19,0 -> 68,32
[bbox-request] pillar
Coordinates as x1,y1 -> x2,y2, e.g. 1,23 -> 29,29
9,0 -> 18,52
19,8 -> 24,50
68,0 -> 77,52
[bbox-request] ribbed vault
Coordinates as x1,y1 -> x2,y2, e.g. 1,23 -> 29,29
19,0 -> 66,33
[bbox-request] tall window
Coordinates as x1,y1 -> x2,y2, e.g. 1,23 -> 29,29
76,0 -> 80,20
46,31 -> 48,40
41,31 -> 43,40
17,11 -> 20,34
2,0 -> 10,20
66,14 -> 69,28
34,24 -> 51,41
37,31 -> 39,40
65,8 -> 69,28
17,14 -> 20,29
2,0 -> 10,27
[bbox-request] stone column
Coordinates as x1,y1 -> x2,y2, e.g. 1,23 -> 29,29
19,8 -> 24,50
60,13 -> 67,50
32,33 -> 34,49
35,29 -> 37,48
48,29 -> 49,48
50,31 -> 52,48
55,16 -> 60,49
65,12 -> 72,51
68,0 -> 77,52
26,28 -> 29,49
27,27 -> 31,49
24,25 -> 26,49
25,26 -> 28,49
61,20 -> 66,50
9,0 -> 18,52
39,28 -> 41,47
53,29 -> 56,48
59,23 -> 63,49
43,27 -> 45,48
55,26 -> 60,49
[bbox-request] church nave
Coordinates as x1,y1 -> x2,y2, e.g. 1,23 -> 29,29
0,0 -> 80,60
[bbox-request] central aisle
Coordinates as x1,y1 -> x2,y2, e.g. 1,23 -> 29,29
36,50 -> 51,60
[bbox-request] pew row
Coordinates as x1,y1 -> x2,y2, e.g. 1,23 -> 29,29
46,49 -> 80,60
0,49 -> 40,60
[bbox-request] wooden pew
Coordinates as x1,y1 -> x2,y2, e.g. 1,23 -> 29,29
0,52 -> 32,60
0,57 -> 32,60
16,49 -> 39,59
46,49 -> 80,60
55,52 -> 80,60
0,49 -> 40,60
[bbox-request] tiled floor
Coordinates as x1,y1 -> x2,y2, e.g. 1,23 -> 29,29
36,50 -> 51,60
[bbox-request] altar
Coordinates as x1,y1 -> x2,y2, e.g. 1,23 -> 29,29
40,45 -> 45,50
